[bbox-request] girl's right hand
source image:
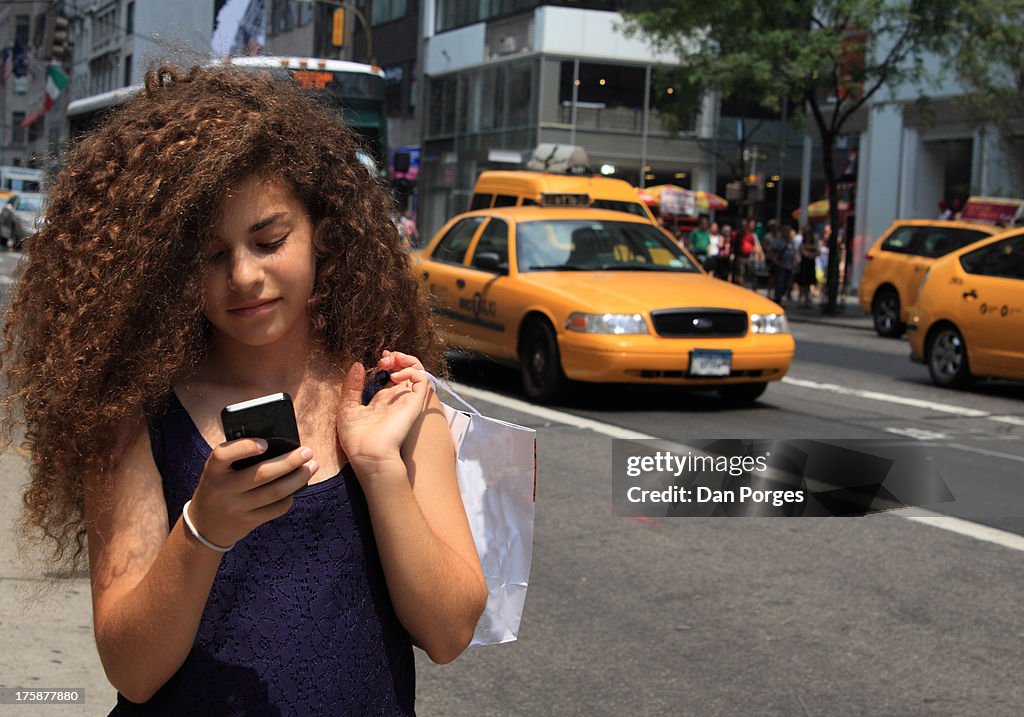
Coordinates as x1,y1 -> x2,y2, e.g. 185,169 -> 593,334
186,440 -> 319,548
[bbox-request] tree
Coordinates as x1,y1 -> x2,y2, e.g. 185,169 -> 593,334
621,1 -> 952,313
937,0 -> 1024,161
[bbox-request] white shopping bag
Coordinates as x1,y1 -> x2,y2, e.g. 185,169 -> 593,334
427,374 -> 536,646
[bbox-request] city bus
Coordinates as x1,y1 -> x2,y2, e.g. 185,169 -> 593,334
66,56 -> 388,173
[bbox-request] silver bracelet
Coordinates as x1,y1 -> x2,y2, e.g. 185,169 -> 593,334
182,500 -> 235,553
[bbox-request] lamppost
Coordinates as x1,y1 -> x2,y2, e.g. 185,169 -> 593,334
295,0 -> 374,64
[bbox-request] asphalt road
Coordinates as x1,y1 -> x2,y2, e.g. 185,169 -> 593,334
2,253 -> 1022,715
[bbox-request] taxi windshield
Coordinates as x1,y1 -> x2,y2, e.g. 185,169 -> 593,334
516,219 -> 699,273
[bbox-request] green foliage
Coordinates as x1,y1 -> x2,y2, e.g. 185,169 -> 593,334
937,0 -> 1024,128
620,0 -> 959,312
620,0 -> 949,140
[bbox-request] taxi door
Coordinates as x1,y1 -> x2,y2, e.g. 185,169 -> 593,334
457,217 -> 517,360
955,235 -> 1024,379
420,215 -> 488,353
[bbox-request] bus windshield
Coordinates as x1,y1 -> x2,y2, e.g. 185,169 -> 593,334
66,57 -> 388,173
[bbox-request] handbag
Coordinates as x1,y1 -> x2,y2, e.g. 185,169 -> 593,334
426,373 -> 537,646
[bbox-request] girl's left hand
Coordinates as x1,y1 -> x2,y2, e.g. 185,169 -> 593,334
336,352 -> 432,478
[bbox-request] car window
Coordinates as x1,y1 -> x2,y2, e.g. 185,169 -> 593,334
469,194 -> 492,211
960,236 -> 1024,280
591,199 -> 648,218
493,194 -> 518,208
880,226 -> 916,254
516,220 -> 699,273
917,227 -> 990,258
431,216 -> 485,265
471,218 -> 509,272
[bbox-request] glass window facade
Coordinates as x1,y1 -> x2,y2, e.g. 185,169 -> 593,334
426,59 -> 537,145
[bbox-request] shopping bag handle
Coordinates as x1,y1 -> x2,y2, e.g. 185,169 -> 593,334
423,371 -> 482,416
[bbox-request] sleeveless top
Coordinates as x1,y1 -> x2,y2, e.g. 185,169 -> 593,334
110,387 -> 415,716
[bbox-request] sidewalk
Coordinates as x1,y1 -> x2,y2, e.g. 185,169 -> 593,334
0,448 -> 114,715
783,299 -> 874,332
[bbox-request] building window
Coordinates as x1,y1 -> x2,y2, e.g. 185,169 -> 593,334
15,14 -> 30,47
12,113 -> 26,145
297,1 -> 313,25
124,53 -> 133,86
270,0 -> 294,35
558,61 -> 646,132
372,0 -> 407,25
427,75 -> 457,138
28,115 -> 44,143
93,4 -> 120,48
384,64 -> 405,118
89,51 -> 119,95
126,2 -> 135,34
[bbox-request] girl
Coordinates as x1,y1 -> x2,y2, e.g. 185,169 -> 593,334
1,64 -> 486,714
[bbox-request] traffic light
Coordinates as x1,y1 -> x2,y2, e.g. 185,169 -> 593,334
331,8 -> 345,47
42,12 -> 71,61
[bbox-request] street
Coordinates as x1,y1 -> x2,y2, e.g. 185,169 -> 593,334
2,248 -> 1023,715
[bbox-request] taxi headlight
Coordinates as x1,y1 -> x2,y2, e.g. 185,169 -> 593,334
750,312 -> 789,334
566,312 -> 649,334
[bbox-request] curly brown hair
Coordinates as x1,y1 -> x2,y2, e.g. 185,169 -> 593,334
1,63 -> 444,568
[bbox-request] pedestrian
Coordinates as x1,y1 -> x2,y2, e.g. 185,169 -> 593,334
765,221 -> 796,304
733,219 -> 757,287
787,223 -> 803,301
0,63 -> 486,714
707,221 -> 723,274
796,223 -> 819,307
937,198 -> 953,220
715,224 -> 733,280
688,215 -> 711,266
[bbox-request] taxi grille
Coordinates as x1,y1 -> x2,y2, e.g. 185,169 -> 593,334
650,309 -> 748,338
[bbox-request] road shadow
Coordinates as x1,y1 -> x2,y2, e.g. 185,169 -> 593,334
445,354 -> 775,414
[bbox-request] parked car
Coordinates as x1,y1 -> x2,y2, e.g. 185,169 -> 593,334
412,206 -> 794,403
0,192 -> 45,250
907,228 -> 1024,387
858,220 -> 998,337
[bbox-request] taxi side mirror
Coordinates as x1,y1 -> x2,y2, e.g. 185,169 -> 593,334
473,252 -> 507,274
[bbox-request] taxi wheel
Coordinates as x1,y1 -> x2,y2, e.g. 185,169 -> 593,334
519,319 -> 568,403
717,382 -> 767,404
872,288 -> 904,337
927,324 -> 972,388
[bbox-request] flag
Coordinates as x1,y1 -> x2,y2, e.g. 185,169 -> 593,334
20,64 -> 69,129
12,39 -> 27,76
1,48 -> 12,85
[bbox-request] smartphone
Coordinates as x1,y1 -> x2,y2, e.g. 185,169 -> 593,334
221,393 -> 301,470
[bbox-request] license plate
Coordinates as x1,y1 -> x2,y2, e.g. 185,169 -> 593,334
689,349 -> 732,377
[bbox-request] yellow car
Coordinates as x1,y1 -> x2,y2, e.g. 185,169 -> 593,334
907,229 -> 1024,387
412,207 -> 794,403
859,220 -> 998,337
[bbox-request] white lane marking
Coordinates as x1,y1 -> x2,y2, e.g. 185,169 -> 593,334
946,442 -> 1024,465
988,415 -> 1024,427
895,508 -> 1024,552
782,377 -> 991,417
448,383 -> 654,440
784,377 -> 1024,429
449,380 -> 1024,553
885,427 -> 949,441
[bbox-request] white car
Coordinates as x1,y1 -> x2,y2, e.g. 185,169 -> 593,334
1,192 -> 44,250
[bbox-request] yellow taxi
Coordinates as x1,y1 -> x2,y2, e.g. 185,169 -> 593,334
859,220 -> 999,337
412,207 -> 794,403
468,170 -> 657,223
907,229 -> 1024,387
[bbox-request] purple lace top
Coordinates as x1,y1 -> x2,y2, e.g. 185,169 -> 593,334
110,389 -> 415,715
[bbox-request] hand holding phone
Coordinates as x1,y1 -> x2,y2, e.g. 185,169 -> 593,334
221,393 -> 301,470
